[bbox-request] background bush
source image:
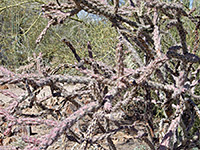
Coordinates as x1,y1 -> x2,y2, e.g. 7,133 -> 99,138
0,0 -> 118,70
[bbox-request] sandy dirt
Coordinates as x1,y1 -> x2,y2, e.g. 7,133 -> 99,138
0,84 -> 150,150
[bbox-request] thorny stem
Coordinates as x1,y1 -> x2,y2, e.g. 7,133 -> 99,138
1,1 -> 200,150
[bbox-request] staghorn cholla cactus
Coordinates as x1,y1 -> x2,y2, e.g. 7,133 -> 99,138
1,0 -> 200,150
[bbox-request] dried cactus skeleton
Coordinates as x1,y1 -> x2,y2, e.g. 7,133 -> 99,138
1,0 -> 200,150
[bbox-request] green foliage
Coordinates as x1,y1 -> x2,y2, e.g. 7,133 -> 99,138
192,0 -> 200,12
0,0 -> 46,67
0,0 -> 118,69
50,18 -> 118,65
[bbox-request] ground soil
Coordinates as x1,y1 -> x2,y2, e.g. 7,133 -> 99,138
0,84 -> 150,150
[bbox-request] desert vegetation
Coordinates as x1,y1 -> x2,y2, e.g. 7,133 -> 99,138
0,0 -> 200,149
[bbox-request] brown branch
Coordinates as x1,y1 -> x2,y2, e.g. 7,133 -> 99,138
61,39 -> 81,62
